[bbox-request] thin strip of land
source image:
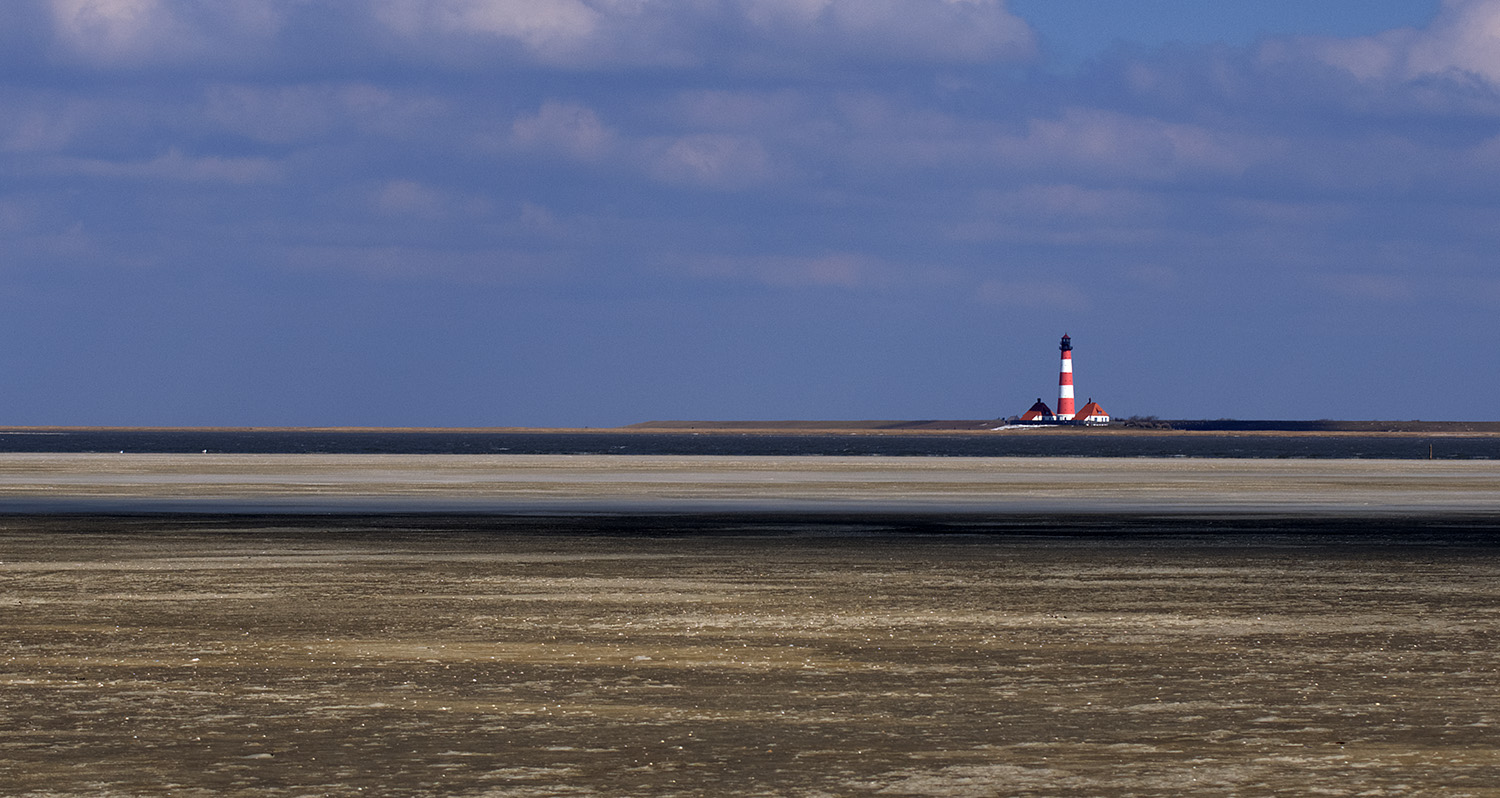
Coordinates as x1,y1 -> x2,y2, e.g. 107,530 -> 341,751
627,419 -> 1500,434
2,453 -> 1498,519
5,420 -> 1500,435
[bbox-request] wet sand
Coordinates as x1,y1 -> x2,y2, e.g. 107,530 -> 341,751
2,455 -> 1499,795
1,453 -> 1499,517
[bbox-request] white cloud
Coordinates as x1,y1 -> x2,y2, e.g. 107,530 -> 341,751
1406,0 -> 1500,82
204,83 -> 450,145
516,202 -> 564,236
663,90 -> 810,132
826,93 -> 992,172
373,180 -> 447,218
1277,0 -> 1500,85
1287,29 -> 1419,82
373,0 -> 1033,68
47,149 -> 282,183
376,0 -> 601,63
511,102 -> 615,160
679,251 -> 884,288
2,106 -> 82,154
649,133 -> 775,189
46,0 -> 282,66
284,243 -> 568,283
28,0 -> 1034,72
444,0 -> 599,41
204,85 -> 343,144
371,181 -> 494,221
994,108 -> 1257,181
49,0 -> 169,60
735,0 -> 1034,63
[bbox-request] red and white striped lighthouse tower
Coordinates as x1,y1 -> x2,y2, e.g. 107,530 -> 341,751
1057,334 -> 1076,420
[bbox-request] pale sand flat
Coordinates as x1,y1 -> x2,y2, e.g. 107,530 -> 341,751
0,453 -> 1496,516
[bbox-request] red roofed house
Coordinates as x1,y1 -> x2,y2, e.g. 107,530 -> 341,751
1073,399 -> 1110,426
1018,399 -> 1055,422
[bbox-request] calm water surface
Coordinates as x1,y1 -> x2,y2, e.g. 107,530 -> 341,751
1,430 -> 1494,459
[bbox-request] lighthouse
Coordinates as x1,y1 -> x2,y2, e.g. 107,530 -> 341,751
1057,334 -> 1075,419
1007,334 -> 1110,426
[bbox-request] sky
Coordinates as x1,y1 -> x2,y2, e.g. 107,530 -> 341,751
3,0 -> 1497,426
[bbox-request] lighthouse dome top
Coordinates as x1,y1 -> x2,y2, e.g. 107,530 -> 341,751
1059,334 -> 1072,352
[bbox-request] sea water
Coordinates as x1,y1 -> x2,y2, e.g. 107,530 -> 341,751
0,429 -> 1494,458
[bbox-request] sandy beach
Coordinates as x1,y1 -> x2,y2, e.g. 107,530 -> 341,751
1,453 -> 1499,518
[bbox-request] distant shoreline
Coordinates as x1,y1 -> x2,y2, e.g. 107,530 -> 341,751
3,420 -> 1500,436
625,419 -> 1500,434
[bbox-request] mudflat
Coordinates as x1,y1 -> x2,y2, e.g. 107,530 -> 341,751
3,455 -> 1499,795
2,524 -> 1498,796
1,453 -> 1499,516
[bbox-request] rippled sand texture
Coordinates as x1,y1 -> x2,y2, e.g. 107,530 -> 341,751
2,454 -> 1500,515
2,524 -> 1498,797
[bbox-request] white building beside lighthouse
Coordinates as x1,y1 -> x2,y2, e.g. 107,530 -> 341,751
1074,400 -> 1110,426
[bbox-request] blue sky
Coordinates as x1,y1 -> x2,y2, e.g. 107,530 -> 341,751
2,0 -> 1496,426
